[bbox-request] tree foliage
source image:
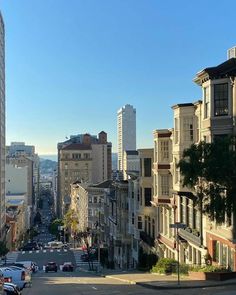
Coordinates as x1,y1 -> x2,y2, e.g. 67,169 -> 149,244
0,241 -> 9,257
63,209 -> 79,235
177,136 -> 236,223
49,219 -> 63,236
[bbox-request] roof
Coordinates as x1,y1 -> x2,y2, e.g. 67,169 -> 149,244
90,180 -> 114,188
125,150 -> 138,155
194,58 -> 236,85
171,103 -> 194,109
61,143 -> 92,151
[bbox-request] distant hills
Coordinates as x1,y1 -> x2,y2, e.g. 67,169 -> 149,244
39,153 -> 118,172
40,157 -> 57,175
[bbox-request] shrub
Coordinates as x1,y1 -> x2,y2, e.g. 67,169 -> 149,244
189,265 -> 229,273
151,258 -> 177,274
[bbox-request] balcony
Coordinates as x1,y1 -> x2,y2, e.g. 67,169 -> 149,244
140,231 -> 154,247
178,228 -> 201,247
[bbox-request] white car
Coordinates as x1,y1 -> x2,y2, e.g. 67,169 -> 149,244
0,266 -> 31,290
14,261 -> 38,273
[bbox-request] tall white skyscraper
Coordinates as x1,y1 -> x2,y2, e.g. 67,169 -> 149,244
0,12 -> 5,238
117,104 -> 136,172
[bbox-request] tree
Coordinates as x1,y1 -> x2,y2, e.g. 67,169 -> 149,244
63,209 -> 80,247
178,136 -> 236,224
0,241 -> 9,257
49,219 -> 64,237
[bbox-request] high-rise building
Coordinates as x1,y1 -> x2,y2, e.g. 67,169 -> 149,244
117,104 -> 136,173
57,131 -> 112,217
0,12 -> 5,239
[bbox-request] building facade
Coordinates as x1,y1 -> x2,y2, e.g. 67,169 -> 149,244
0,12 -> 5,239
117,104 -> 136,173
57,132 -> 112,217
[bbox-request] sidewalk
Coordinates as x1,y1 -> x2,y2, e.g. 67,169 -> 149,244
91,269 -> 236,290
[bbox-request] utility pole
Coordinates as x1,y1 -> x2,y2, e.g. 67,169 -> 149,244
170,222 -> 186,285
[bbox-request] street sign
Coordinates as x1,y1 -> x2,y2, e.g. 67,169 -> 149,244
169,223 -> 186,229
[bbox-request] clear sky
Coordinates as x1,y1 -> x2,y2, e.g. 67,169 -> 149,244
1,0 -> 236,155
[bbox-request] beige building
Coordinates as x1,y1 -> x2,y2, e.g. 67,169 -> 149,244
0,11 -> 5,239
57,132 -> 112,217
153,48 -> 236,270
6,198 -> 26,251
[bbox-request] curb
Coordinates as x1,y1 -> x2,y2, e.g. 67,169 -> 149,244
104,275 -> 136,284
136,280 -> 236,290
77,268 -> 236,290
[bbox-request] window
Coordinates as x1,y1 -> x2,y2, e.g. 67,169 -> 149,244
138,216 -> 142,230
152,219 -> 155,238
183,117 -> 194,142
204,86 -> 210,118
174,118 -> 179,144
213,241 -> 220,263
144,188 -> 152,206
88,209 -> 92,216
88,196 -> 92,203
196,117 -> 199,142
132,213 -> 134,225
214,83 -> 228,116
93,196 -> 97,203
144,158 -> 151,177
180,197 -> 186,224
187,199 -> 193,228
161,175 -> 169,195
160,141 -> 169,161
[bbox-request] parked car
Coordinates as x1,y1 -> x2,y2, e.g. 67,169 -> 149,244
19,242 -> 39,251
0,266 -> 31,290
80,253 -> 97,262
45,262 -> 57,273
13,261 -> 38,273
3,282 -> 22,295
61,262 -> 74,272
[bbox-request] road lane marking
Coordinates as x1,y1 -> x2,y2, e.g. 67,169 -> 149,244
22,251 -> 25,254
36,250 -> 39,253
64,249 -> 67,252
29,251 -> 32,253
43,250 -> 46,253
92,287 -> 97,290
57,249 -> 60,252
50,249 -> 53,252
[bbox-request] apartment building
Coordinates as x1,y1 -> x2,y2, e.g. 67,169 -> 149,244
0,12 -> 5,239
6,142 -> 40,213
127,148 -> 157,268
153,48 -> 236,270
193,48 -> 236,270
57,132 -> 112,217
122,150 -> 139,180
117,104 -> 136,173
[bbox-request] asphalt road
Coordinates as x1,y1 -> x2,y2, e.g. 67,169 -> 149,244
20,271 -> 236,295
16,249 -> 76,270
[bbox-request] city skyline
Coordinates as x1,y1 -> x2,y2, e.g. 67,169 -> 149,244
1,1 -> 236,155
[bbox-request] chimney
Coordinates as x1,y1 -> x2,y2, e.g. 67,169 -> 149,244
98,131 -> 107,144
227,46 -> 236,59
83,134 -> 91,145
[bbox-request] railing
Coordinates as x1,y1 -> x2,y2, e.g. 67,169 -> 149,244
140,231 -> 154,247
178,228 -> 201,246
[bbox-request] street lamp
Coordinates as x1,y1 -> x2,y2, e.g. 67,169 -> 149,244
170,222 -> 186,285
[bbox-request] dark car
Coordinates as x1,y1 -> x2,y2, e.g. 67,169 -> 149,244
81,253 -> 97,262
62,262 -> 74,272
45,262 -> 57,273
3,282 -> 22,295
20,242 -> 39,251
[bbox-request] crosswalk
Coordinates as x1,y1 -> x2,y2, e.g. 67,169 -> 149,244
21,249 -> 68,254
3,251 -> 19,264
72,249 -> 100,269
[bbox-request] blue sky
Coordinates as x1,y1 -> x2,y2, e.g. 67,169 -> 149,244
1,0 -> 236,155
